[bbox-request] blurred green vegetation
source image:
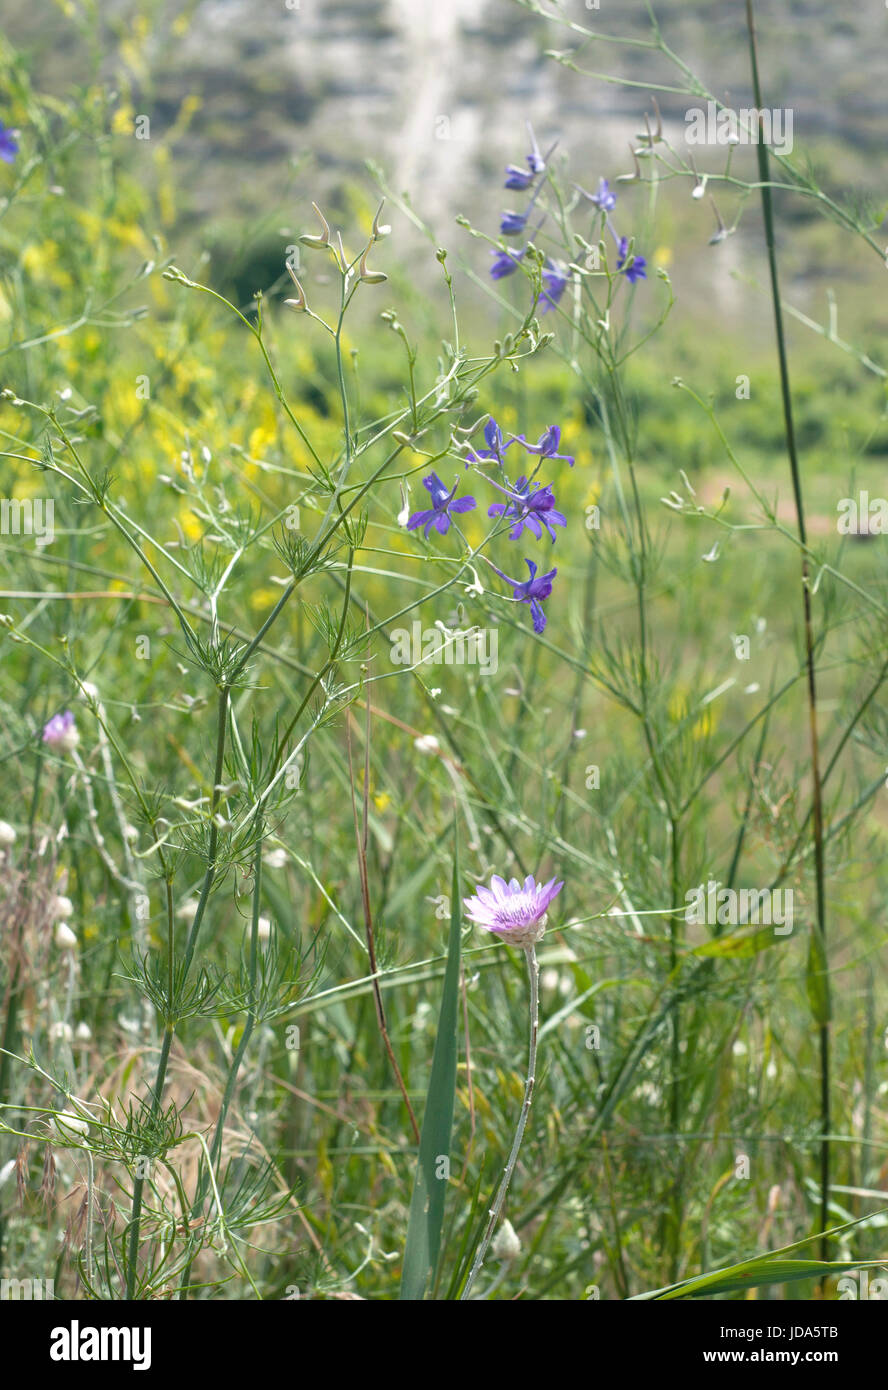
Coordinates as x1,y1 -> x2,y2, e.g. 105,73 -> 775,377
1,5 -> 888,1302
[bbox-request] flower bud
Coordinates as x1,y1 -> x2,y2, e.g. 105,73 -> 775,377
42,710 -> 79,752
299,201 -> 332,250
53,1109 -> 89,1138
413,734 -> 440,755
372,201 -> 391,239
285,260 -> 308,312
358,244 -> 387,284
55,922 -> 78,951
492,1220 -> 521,1262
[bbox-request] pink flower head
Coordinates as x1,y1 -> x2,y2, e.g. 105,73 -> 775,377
463,873 -> 563,948
42,709 -> 79,752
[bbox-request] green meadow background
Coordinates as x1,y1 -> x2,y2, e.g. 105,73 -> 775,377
1,0 -> 887,1300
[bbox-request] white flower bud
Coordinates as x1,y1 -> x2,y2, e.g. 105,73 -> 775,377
491,1220 -> 521,1262
284,260 -> 308,312
372,202 -> 391,239
53,1109 -> 89,1137
55,922 -> 78,950
413,735 -> 440,755
299,201 -> 332,250
358,243 -> 387,284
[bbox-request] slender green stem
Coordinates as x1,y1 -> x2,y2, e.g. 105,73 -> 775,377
269,553 -> 354,781
207,834 -> 263,1173
461,944 -> 539,1300
744,0 -> 831,1261
603,380 -> 686,1272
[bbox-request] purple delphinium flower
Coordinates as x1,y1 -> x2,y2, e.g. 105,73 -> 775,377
504,165 -> 535,192
522,424 -> 575,469
464,417 -> 516,469
42,709 -> 79,751
500,208 -> 529,237
0,123 -> 19,165
525,128 -> 546,175
541,259 -> 571,312
617,236 -> 647,284
490,246 -> 525,279
407,472 -> 476,538
463,873 -> 564,948
504,122 -> 547,189
492,557 -> 557,634
584,177 -> 617,212
487,475 -> 566,543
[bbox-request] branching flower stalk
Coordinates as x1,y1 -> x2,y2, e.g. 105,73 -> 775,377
178,821 -> 266,1296
474,117 -> 689,1270
125,680 -> 231,1298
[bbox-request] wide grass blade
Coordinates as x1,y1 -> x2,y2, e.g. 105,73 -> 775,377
633,1257 -> 888,1301
399,852 -> 462,1301
632,1209 -> 888,1299
693,926 -> 782,959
